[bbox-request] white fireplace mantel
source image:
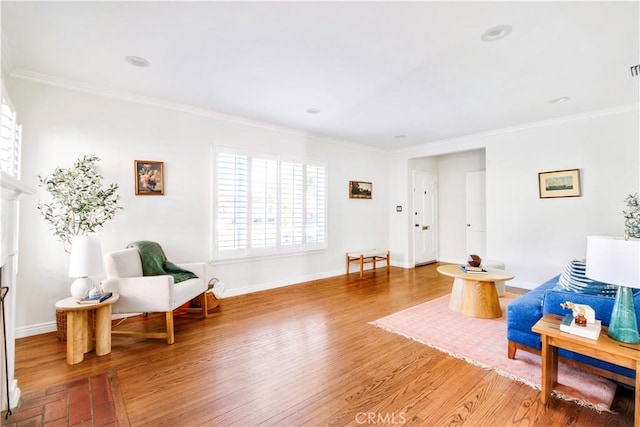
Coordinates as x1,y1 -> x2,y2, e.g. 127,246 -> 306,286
1,171 -> 34,413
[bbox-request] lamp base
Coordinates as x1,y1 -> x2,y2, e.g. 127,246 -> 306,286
607,286 -> 640,344
70,277 -> 94,299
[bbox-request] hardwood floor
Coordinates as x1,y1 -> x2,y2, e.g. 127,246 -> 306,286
11,263 -> 635,426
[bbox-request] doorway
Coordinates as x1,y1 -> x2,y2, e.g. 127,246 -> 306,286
413,171 -> 438,265
465,170 -> 487,259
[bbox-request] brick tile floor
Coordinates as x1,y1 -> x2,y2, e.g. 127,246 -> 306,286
2,373 -> 119,427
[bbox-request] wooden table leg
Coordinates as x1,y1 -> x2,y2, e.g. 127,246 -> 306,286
540,336 -> 558,404
345,253 -> 349,275
84,310 -> 93,353
66,311 -> 86,365
95,305 -> 112,356
386,251 -> 390,274
448,278 -> 502,318
635,360 -> 640,427
359,255 -> 364,278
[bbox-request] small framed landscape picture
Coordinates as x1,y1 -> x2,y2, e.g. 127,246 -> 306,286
349,180 -> 372,199
538,169 -> 581,199
135,160 -> 164,195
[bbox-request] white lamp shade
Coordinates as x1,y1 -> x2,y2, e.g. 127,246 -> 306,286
586,235 -> 640,289
68,235 -> 104,277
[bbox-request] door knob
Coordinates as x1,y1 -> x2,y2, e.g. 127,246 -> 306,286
415,224 -> 420,227
466,224 -> 471,227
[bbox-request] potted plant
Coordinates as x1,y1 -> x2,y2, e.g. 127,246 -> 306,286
36,155 -> 123,253
623,193 -> 640,239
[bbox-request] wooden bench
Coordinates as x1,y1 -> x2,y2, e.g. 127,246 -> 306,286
346,250 -> 390,278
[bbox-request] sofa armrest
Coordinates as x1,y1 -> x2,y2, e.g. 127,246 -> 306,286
542,289 -> 617,326
102,276 -> 174,313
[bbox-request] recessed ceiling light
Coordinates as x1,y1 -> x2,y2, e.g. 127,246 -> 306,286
550,96 -> 570,104
395,134 -> 407,139
125,56 -> 150,67
306,108 -> 321,114
481,25 -> 512,42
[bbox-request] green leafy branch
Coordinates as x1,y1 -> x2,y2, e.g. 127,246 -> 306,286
36,155 -> 123,253
623,193 -> 640,239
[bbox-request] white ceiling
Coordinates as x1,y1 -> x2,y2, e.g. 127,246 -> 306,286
2,1 -> 639,151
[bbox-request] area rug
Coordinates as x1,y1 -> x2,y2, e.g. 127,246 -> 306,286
370,293 -> 617,412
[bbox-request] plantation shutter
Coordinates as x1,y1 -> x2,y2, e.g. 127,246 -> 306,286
0,88 -> 21,178
216,152 -> 248,251
213,147 -> 327,259
251,157 -> 278,248
305,165 -> 326,244
280,162 -> 304,245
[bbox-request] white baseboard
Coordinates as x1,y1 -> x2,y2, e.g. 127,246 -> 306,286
222,269 -> 345,298
16,321 -> 56,338
16,313 -> 146,339
1,379 -> 21,411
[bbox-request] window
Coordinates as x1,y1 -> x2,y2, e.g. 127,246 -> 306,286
213,148 -> 327,259
0,84 -> 21,179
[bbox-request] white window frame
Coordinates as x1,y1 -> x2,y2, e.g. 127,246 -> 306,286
211,146 -> 327,261
0,82 -> 22,179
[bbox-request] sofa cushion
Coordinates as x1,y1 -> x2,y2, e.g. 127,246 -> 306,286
506,276 -> 560,351
555,259 -> 617,296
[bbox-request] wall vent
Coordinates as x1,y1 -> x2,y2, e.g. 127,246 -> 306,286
631,64 -> 640,77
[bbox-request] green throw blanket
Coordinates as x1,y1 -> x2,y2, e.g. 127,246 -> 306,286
127,241 -> 197,284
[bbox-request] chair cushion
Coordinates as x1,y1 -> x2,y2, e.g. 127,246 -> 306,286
104,248 -> 143,278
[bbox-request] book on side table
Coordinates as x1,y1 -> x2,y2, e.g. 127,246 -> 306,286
460,265 -> 488,274
559,313 -> 602,340
77,292 -> 113,304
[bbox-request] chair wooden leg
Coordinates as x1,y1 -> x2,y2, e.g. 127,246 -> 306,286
202,292 -> 212,318
166,311 -> 175,345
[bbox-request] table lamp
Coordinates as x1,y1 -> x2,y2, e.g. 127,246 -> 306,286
586,235 -> 640,344
68,235 -> 104,298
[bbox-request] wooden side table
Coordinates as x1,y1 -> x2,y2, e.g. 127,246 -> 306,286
437,264 -> 514,318
55,294 -> 119,365
532,313 -> 640,427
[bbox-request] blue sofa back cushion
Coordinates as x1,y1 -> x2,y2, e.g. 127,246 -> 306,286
554,259 -> 617,296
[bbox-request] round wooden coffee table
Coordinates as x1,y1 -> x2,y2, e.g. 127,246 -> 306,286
437,264 -> 514,319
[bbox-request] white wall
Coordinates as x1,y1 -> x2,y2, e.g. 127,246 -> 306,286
7,76 -> 639,335
8,78 -> 390,335
436,150 -> 485,263
485,109 -> 639,287
390,106 -> 639,289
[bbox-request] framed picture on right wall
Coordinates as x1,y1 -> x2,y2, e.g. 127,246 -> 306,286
538,168 -> 581,198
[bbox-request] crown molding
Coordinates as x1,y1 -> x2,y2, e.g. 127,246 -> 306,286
9,68 -> 315,138
395,103 -> 640,155
1,31 -> 16,78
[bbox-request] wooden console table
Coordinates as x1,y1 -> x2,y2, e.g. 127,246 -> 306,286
533,313 -> 640,427
55,294 -> 119,365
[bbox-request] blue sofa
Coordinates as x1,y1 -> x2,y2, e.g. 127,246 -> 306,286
506,275 -> 640,386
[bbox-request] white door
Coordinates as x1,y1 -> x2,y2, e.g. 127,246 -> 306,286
466,171 -> 486,259
413,171 -> 438,265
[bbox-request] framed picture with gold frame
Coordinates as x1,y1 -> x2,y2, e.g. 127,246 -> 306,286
349,180 -> 372,199
538,169 -> 581,199
135,160 -> 164,195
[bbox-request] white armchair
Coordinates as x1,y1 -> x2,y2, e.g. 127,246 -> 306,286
102,247 -> 211,344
